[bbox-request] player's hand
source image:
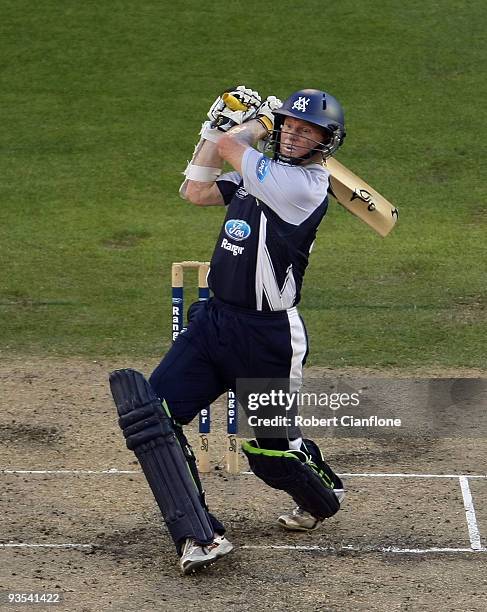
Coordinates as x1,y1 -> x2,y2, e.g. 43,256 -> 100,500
256,96 -> 282,134
208,85 -> 261,132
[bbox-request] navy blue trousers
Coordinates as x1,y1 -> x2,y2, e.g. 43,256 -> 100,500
149,297 -> 308,438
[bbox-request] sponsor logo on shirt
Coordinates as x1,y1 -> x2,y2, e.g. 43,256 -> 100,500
235,187 -> 248,199
224,219 -> 251,242
221,238 -> 244,256
256,156 -> 271,182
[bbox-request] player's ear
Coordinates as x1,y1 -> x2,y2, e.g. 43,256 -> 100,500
321,128 -> 332,144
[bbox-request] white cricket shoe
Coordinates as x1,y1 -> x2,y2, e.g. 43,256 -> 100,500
179,535 -> 234,575
212,534 -> 234,556
277,489 -> 345,532
334,488 -> 346,505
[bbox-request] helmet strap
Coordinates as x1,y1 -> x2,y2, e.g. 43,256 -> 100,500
319,130 -> 342,160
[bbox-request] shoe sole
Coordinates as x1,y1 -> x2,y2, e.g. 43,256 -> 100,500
181,555 -> 220,575
277,517 -> 321,532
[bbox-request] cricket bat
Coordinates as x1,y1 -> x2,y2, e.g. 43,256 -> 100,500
325,157 -> 398,237
222,92 -> 398,236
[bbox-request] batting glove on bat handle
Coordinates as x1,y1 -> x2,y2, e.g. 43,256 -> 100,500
208,85 -> 261,132
255,96 -> 282,135
222,93 -> 248,112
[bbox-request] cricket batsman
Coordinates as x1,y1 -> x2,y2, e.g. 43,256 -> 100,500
109,85 -> 346,574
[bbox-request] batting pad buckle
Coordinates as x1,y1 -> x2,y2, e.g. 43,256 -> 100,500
242,440 -> 340,520
109,369 -> 215,553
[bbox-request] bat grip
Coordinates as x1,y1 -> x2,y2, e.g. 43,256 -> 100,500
222,93 -> 248,112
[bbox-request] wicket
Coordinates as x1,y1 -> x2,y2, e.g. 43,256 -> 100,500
171,261 -> 239,475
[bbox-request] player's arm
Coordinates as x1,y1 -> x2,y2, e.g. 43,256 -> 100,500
217,120 -> 268,174
183,139 -> 225,207
181,86 -> 263,207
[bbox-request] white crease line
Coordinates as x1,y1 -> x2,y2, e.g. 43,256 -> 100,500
242,544 -> 487,554
1,469 -> 486,479
459,476 -> 483,551
1,543 -> 485,553
339,472 -> 487,479
0,469 -> 139,475
0,543 -> 92,549
243,471 -> 487,479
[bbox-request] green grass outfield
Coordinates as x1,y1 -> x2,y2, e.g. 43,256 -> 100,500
1,0 -> 485,368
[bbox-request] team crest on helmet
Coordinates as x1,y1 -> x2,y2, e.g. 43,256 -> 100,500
292,96 -> 310,112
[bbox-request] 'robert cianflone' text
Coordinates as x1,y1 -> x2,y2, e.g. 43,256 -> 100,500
247,414 -> 402,428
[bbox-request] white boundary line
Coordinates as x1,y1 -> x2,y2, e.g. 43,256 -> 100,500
459,476 -> 483,550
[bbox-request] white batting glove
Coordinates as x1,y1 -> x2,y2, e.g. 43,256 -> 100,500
208,85 -> 262,132
256,96 -> 282,135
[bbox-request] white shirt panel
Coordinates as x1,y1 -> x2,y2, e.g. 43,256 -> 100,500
216,171 -> 242,186
241,148 -> 329,226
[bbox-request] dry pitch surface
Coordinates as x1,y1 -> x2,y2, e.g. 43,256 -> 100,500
1,359 -> 486,612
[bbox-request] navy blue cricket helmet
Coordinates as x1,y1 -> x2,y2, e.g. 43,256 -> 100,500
271,89 -> 346,164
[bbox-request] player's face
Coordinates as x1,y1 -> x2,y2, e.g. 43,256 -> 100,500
279,117 -> 326,159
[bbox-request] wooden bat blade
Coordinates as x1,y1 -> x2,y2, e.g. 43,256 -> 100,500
325,157 -> 398,237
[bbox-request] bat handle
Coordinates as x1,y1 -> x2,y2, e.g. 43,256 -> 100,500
222,92 -> 248,112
